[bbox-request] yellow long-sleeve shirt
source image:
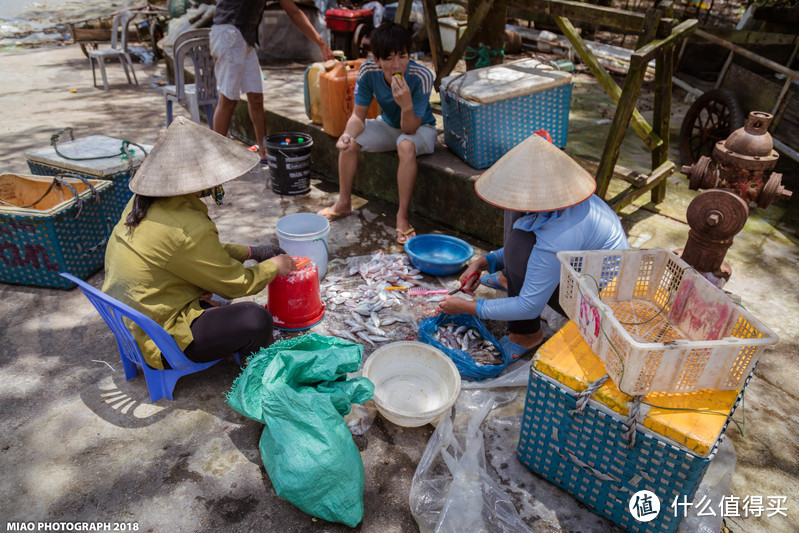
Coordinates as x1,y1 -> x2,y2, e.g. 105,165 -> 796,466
102,194 -> 277,369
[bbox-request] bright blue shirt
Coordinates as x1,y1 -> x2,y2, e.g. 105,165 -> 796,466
353,59 -> 436,129
476,195 -> 630,322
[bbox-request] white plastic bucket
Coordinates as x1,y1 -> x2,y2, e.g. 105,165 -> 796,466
275,212 -> 330,280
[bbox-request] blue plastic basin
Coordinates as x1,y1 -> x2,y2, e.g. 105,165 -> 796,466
404,234 -> 474,276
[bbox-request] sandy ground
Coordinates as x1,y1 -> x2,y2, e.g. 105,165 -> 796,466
1,5 -> 798,533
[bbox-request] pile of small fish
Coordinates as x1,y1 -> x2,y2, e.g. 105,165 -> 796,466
433,324 -> 504,366
322,253 -> 424,346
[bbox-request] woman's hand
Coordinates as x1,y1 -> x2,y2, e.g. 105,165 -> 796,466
459,260 -> 485,296
269,254 -> 296,276
249,244 -> 286,262
438,296 -> 477,316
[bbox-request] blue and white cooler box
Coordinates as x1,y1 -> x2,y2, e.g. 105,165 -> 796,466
441,58 -> 573,169
25,135 -> 150,221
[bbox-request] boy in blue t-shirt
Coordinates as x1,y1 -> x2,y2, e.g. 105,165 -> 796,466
317,21 -> 437,244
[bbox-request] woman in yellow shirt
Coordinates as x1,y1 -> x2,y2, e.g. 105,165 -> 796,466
103,117 -> 294,369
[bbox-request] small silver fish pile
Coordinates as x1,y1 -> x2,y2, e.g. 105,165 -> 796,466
321,253 -> 418,346
433,324 -> 504,366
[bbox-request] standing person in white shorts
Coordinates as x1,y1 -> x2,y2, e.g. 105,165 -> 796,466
317,21 -> 437,244
210,0 -> 333,160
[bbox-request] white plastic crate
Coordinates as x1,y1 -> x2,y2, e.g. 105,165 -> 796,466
557,248 -> 778,395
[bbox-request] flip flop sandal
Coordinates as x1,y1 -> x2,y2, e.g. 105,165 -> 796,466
317,206 -> 350,222
396,226 -> 416,244
499,335 -> 540,361
480,272 -> 508,293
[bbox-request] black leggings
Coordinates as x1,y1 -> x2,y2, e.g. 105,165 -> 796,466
183,302 -> 274,363
503,222 -> 565,335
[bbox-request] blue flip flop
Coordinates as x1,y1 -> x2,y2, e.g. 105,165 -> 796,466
499,335 -> 539,360
480,272 -> 508,292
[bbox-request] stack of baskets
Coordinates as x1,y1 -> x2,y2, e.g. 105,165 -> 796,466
517,248 -> 779,533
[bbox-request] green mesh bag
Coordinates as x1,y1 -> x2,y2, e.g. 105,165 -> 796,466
227,333 -> 373,527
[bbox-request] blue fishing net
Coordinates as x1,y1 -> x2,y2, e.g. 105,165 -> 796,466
418,313 -> 510,380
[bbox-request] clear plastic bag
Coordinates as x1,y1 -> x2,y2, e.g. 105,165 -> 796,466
410,365 -> 738,532
410,388 -> 534,533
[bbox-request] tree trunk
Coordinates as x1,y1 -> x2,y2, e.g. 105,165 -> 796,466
466,0 -> 506,70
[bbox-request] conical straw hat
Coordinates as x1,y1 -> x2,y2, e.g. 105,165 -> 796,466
129,117 -> 259,196
474,134 -> 596,212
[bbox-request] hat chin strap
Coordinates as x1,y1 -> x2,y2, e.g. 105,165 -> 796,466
199,185 -> 225,206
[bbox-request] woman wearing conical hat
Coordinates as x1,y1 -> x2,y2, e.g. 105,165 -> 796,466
438,133 -> 630,358
103,117 -> 295,371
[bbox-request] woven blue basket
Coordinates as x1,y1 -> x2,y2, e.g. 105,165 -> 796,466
0,174 -> 115,289
517,366 -> 750,533
442,83 -> 572,169
27,161 -> 134,223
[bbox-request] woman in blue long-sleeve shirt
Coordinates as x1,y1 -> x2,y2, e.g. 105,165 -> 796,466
438,134 -> 629,358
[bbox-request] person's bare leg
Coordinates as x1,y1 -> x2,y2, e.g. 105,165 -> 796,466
246,92 -> 266,159
318,143 -> 359,220
508,329 -> 543,351
396,139 -> 417,240
213,93 -> 238,139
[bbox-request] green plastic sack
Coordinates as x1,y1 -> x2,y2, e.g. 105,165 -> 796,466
227,333 -> 374,527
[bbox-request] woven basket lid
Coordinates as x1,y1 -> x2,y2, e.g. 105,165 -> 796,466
474,134 -> 596,212
129,117 -> 259,196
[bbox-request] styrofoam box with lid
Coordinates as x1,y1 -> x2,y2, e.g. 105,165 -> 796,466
441,58 -> 573,169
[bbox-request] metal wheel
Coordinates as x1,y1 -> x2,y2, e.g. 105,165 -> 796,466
679,88 -> 745,165
350,23 -> 370,59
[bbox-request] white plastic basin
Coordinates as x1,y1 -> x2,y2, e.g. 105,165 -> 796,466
363,341 -> 461,427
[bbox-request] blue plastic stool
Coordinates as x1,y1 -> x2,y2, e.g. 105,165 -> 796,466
62,272 -> 225,402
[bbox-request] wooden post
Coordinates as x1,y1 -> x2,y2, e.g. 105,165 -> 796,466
467,0 -> 507,70
433,0 -> 495,90
421,0 -> 444,73
651,43 -> 673,204
553,15 -> 660,152
395,0 -> 412,28
596,54 -> 649,199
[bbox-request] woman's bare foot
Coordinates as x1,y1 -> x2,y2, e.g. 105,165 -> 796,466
508,329 -> 543,351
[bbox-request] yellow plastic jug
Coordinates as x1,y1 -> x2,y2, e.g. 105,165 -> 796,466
304,61 -> 329,125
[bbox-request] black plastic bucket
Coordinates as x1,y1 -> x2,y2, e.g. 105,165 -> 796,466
264,132 -> 313,195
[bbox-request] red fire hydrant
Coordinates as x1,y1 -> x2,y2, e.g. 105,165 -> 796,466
679,111 -> 792,285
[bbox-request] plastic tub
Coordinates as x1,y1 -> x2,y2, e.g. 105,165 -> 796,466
267,257 -> 325,330
275,213 -> 330,279
404,234 -> 474,276
362,341 -> 462,427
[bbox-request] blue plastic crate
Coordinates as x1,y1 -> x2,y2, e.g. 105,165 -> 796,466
0,174 -> 115,289
25,134 -> 149,222
516,366 -> 747,533
441,59 -> 573,169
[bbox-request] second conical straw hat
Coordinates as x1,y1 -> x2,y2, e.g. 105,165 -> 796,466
474,134 -> 596,212
129,117 -> 259,196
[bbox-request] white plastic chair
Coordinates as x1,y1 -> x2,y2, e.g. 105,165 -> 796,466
87,11 -> 139,91
163,29 -> 217,127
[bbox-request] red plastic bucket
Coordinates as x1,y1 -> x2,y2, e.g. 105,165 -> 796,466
266,257 -> 325,330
